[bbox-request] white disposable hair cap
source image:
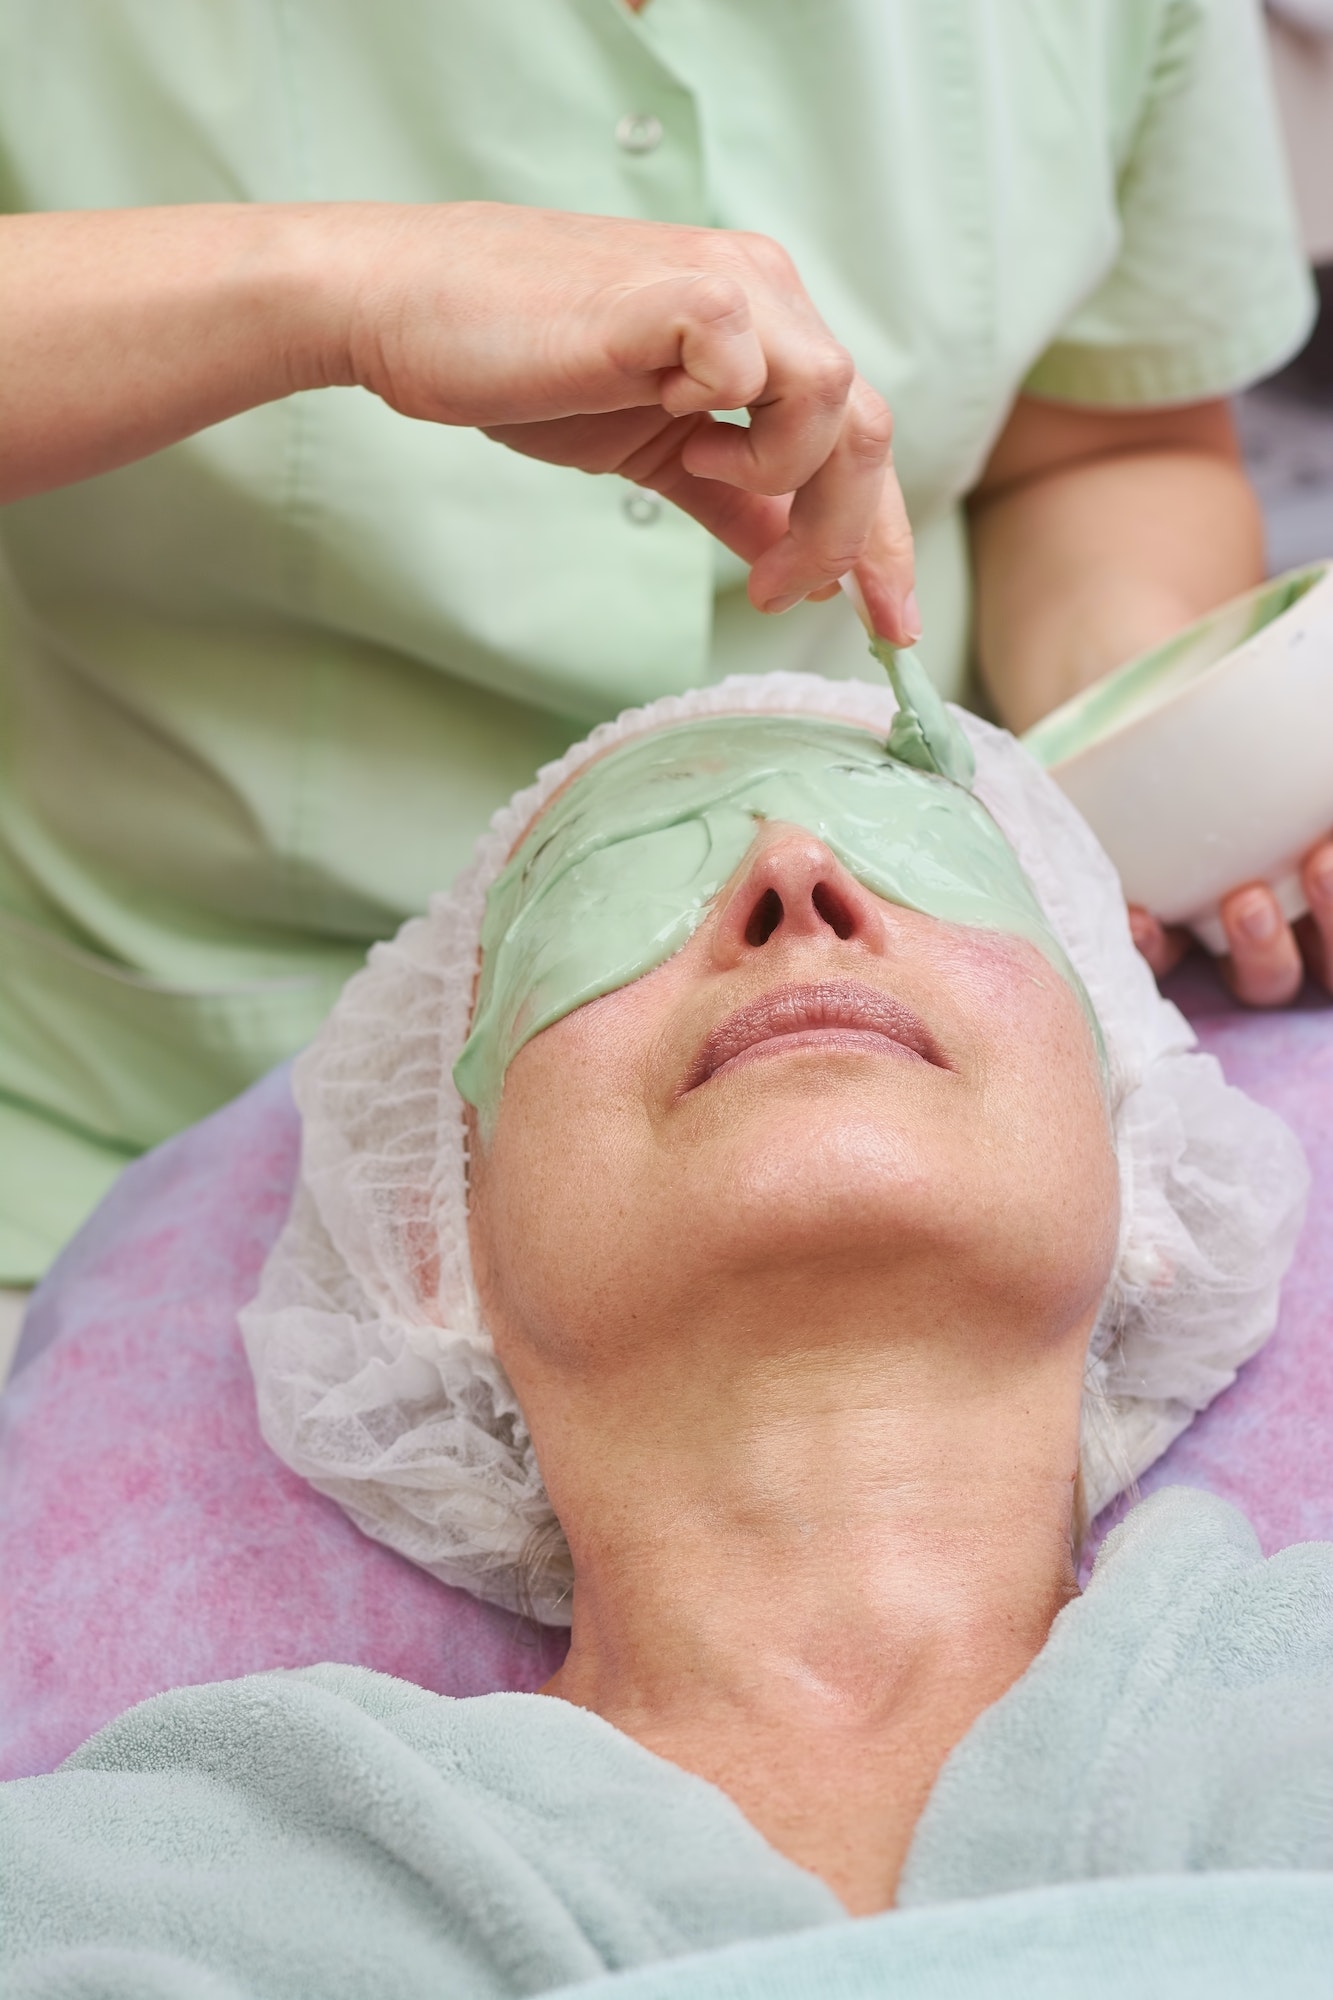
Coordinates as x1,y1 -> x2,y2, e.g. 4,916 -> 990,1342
240,673 -> 1309,1623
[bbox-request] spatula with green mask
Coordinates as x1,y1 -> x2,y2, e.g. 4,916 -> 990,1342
838,573 -> 975,789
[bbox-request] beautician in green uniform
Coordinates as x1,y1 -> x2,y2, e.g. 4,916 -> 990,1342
1,0 -> 1330,1280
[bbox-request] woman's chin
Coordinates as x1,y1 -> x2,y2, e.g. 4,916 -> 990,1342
678,1110 -> 948,1256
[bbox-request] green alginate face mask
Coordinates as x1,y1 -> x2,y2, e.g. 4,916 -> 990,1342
455,666 -> 1097,1127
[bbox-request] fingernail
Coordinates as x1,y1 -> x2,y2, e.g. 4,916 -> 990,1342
1234,891 -> 1279,944
762,592 -> 805,616
902,590 -> 923,642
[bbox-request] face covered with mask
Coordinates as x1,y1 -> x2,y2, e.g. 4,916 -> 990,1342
454,673 -> 1101,1131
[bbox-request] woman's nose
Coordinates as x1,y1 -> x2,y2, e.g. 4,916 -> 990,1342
710,827 -> 883,963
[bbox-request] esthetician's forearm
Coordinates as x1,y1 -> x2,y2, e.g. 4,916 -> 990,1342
0,208 -> 347,501
968,400 -> 1264,734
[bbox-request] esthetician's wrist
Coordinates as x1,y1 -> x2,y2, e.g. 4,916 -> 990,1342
242,202 -> 399,399
285,199 -> 483,405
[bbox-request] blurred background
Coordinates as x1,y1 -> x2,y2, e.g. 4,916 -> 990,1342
1242,3 -> 1333,569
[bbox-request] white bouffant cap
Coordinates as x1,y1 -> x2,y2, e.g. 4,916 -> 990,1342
240,674 -> 1309,1623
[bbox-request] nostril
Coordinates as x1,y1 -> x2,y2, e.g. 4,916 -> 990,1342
812,881 -> 856,939
745,888 -> 784,947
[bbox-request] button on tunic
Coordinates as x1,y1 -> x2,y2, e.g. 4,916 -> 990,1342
0,0 -> 1312,1274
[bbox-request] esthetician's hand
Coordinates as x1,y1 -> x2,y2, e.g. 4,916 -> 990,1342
340,203 -> 917,642
1129,835 -> 1333,1005
0,203 -> 916,644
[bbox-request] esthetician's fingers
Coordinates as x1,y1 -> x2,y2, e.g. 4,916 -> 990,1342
680,339 -> 853,496
481,404 -> 793,568
656,253 -> 918,625
1127,906 -> 1189,982
1220,883 -> 1304,1007
599,408 -> 797,558
739,385 -> 917,641
741,378 -> 894,616
498,392 -> 919,644
601,273 -> 771,416
844,443 -> 921,644
675,244 -> 858,495
1297,836 -> 1333,992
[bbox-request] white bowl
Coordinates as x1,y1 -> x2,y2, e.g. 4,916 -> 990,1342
1022,562 -> 1333,953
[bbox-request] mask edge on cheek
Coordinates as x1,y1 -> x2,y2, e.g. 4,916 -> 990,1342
454,717 -> 1108,1123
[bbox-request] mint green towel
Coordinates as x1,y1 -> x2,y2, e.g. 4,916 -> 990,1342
546,1876 -> 1333,2000
3,1489 -> 1333,1997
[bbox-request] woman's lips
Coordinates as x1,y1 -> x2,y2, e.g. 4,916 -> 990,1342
683,979 -> 949,1092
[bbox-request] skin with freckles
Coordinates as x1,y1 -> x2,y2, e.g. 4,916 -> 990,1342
467,817 -> 1119,1915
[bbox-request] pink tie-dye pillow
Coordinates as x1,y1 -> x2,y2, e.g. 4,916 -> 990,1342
1,967 -> 1330,1779
0,1062 -> 565,1781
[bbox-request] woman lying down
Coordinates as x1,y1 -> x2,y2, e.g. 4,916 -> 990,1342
3,670 -> 1331,2000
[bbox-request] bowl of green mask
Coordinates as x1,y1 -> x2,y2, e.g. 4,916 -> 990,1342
1022,561 -> 1333,952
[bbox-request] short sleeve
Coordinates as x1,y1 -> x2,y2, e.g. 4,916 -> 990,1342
1026,0 -> 1316,408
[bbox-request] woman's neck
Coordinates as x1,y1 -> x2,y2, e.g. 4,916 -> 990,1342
539,1339 -> 1084,1914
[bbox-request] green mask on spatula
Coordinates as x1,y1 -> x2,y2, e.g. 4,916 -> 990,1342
837,573 -> 976,788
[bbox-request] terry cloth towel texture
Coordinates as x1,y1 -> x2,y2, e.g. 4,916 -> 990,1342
3,1488 -> 1333,1999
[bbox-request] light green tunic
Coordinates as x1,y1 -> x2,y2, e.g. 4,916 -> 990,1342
0,0 -> 1312,1277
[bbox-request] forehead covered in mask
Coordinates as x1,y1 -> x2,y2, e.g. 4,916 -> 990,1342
454,713 -> 1096,1125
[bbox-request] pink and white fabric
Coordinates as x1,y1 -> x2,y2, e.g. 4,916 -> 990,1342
1,963 -> 1330,1779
